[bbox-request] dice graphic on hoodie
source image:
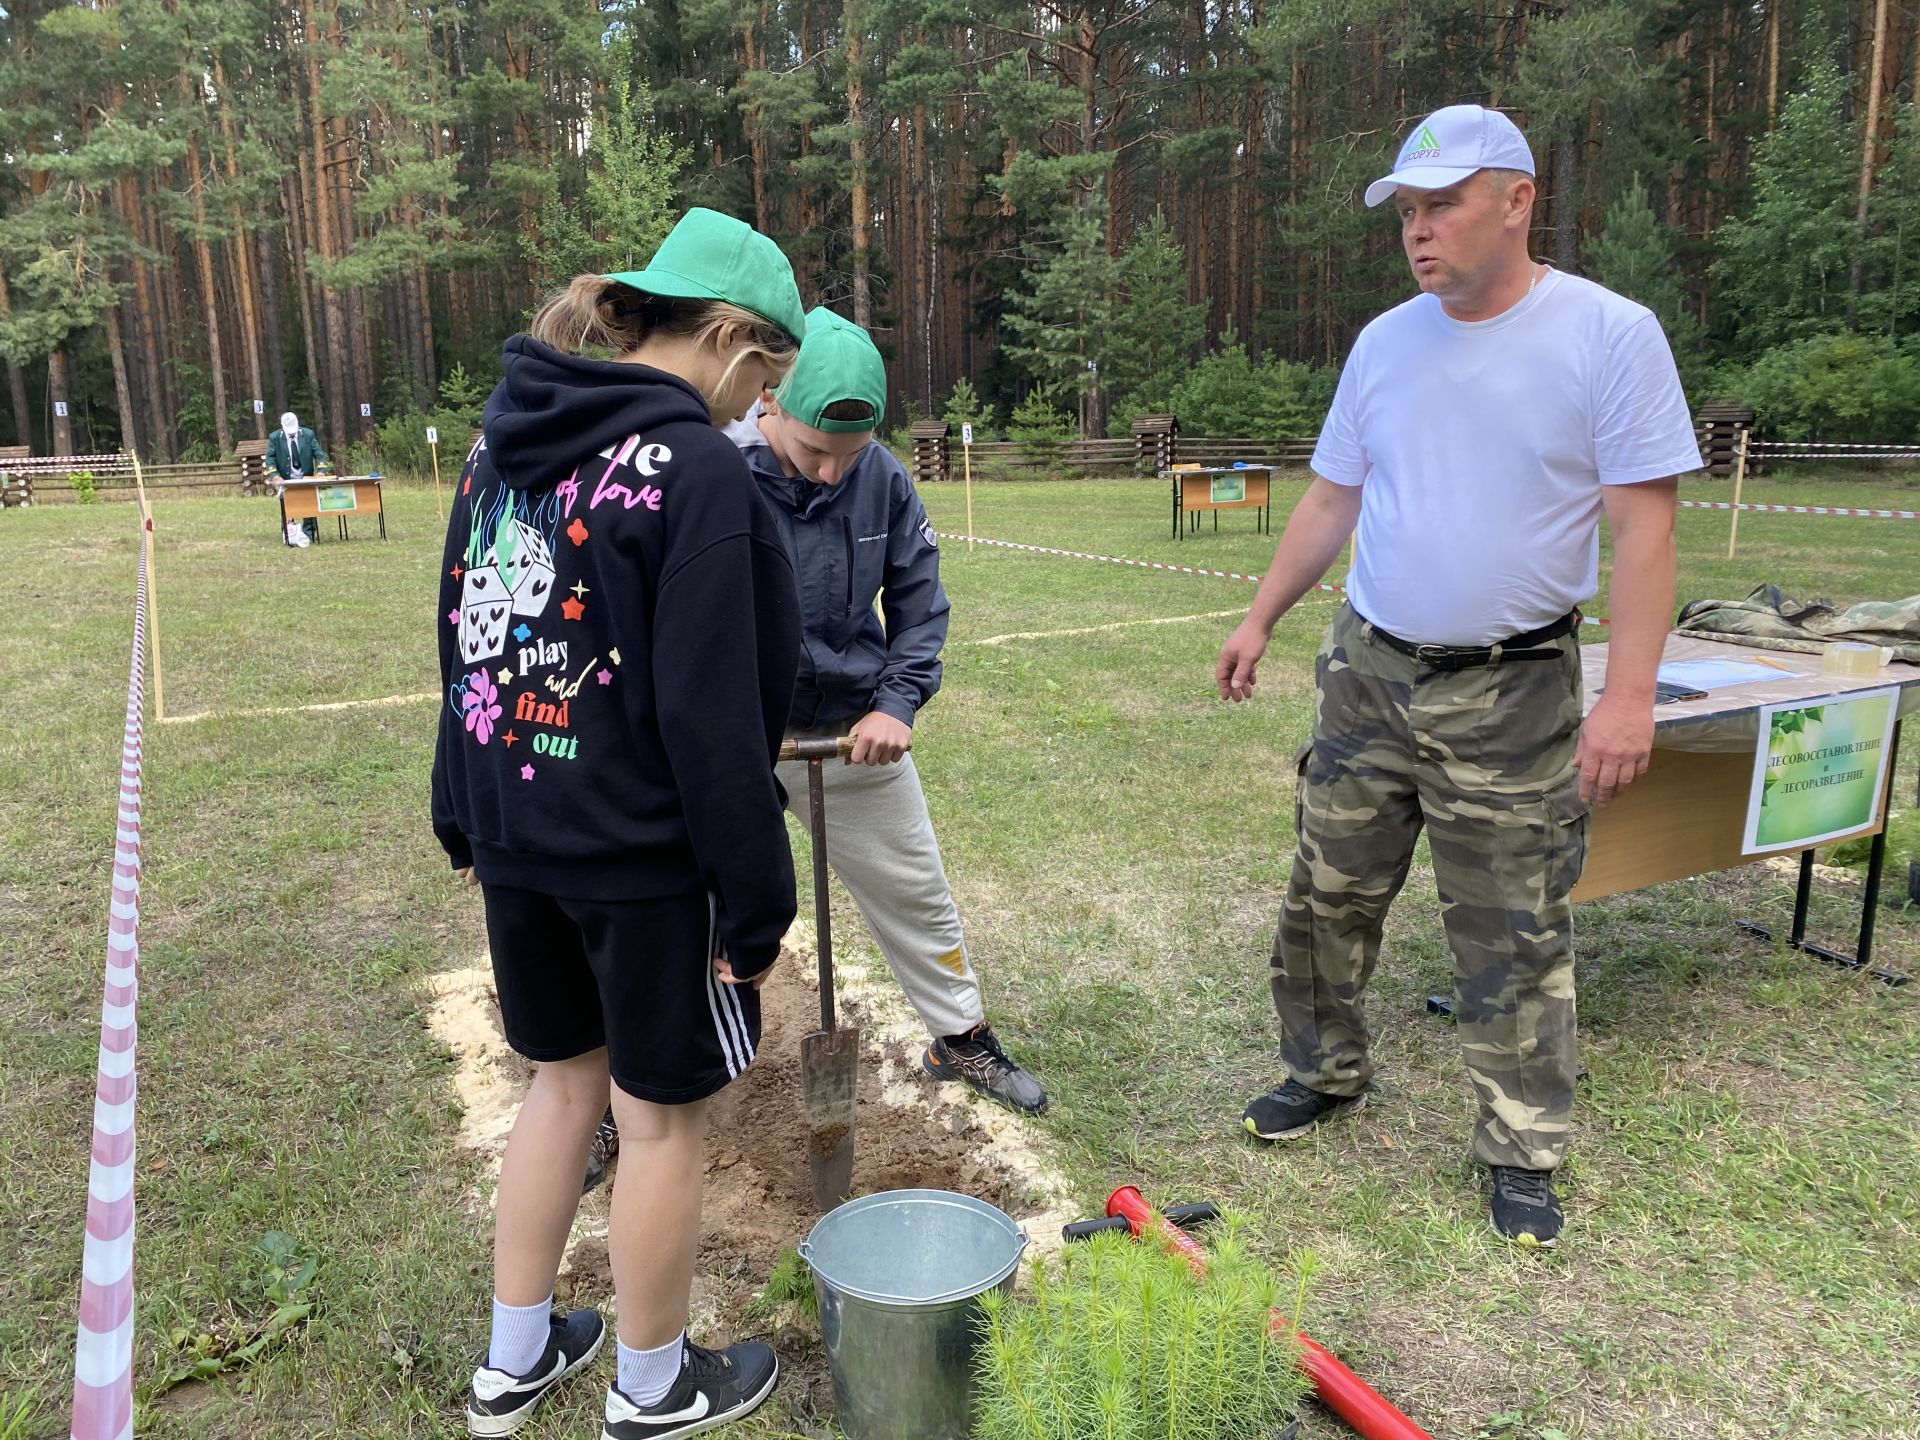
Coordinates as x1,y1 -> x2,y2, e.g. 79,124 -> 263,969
459,564 -> 510,663
490,520 -> 556,619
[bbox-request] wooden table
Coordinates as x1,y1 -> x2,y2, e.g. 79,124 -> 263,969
277,475 -> 386,541
1164,466 -> 1273,539
1575,635 -> 1920,981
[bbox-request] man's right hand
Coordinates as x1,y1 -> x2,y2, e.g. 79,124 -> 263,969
1216,621 -> 1270,702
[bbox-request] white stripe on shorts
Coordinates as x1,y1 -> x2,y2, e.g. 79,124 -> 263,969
708,894 -> 755,1068
703,895 -> 742,1079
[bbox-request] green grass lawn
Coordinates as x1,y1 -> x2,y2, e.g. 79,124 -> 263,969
1,470 -> 1916,1439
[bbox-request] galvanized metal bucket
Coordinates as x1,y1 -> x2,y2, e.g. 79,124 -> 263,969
799,1189 -> 1028,1440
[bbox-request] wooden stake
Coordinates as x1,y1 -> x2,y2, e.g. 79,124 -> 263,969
430,439 -> 444,519
1726,428 -> 1750,561
963,436 -> 974,555
131,453 -> 165,721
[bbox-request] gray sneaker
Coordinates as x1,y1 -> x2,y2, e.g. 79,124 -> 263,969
924,1024 -> 1049,1115
582,1107 -> 619,1195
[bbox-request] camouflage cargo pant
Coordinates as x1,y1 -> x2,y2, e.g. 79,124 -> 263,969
1273,604 -> 1590,1170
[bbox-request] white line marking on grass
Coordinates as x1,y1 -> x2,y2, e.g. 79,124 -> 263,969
158,691 -> 439,725
974,608 -> 1250,646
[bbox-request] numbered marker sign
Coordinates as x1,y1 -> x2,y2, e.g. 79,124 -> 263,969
359,403 -> 372,418
53,401 -> 68,417
426,425 -> 439,445
253,399 -> 264,414
961,423 -> 973,446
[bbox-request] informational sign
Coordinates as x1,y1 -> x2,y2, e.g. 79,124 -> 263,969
426,426 -> 439,445
1743,689 -> 1898,853
253,399 -> 265,415
961,422 -> 973,446
359,403 -> 372,418
316,484 -> 357,513
1210,474 -> 1246,504
53,401 -> 68,418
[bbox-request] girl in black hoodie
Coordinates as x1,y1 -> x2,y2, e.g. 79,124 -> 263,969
433,209 -> 805,1440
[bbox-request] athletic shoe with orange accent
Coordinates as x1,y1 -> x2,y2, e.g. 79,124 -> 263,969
923,1023 -> 1048,1115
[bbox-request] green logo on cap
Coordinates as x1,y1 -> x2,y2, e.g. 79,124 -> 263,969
1405,124 -> 1441,162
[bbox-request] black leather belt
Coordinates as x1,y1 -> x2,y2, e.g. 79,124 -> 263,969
1362,610 -> 1581,671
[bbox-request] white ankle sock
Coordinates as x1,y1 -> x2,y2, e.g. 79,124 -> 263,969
618,1331 -> 686,1407
487,1295 -> 553,1375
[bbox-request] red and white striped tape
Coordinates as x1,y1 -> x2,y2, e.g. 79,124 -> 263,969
1678,500 -> 1920,520
71,521 -> 148,1440
936,532 -> 1611,626
934,531 -> 1320,589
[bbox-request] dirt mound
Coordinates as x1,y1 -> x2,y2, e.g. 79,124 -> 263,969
429,946 -> 1043,1344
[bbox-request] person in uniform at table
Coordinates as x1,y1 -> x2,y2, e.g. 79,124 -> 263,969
266,410 -> 332,546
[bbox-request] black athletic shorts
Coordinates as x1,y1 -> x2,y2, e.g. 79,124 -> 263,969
480,884 -> 761,1104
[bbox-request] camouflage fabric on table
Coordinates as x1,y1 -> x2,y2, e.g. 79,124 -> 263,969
1675,585 -> 1920,662
1272,604 -> 1590,1170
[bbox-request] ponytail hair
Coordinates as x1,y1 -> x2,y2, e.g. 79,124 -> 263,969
528,276 -> 799,399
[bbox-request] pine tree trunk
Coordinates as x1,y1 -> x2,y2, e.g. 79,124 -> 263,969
1766,0 -> 1782,124
306,8 -> 352,442
913,96 -> 932,414
1850,0 -> 1892,321
0,269 -> 33,451
845,8 -> 872,329
104,302 -> 141,457
214,58 -> 267,438
1249,4 -> 1267,345
287,166 -> 331,437
48,350 -> 75,455
183,114 -> 235,455
125,179 -> 174,460
747,6 -> 770,231
1554,123 -> 1580,270
257,226 -> 289,414
414,265 -> 438,400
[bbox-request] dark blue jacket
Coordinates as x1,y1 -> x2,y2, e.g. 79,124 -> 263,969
726,413 -> 949,730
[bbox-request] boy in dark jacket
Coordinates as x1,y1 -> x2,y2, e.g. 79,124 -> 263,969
729,307 -> 1048,1115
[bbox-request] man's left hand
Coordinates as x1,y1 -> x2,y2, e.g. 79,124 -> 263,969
847,711 -> 912,766
1575,692 -> 1654,805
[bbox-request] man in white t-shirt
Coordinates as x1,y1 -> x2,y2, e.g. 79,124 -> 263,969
1216,104 -> 1699,1248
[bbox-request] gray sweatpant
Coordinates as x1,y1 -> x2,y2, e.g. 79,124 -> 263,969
774,752 -> 984,1039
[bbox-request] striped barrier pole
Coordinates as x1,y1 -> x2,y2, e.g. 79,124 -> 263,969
71,521 -> 149,1440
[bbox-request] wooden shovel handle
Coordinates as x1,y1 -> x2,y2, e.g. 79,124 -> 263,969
778,734 -> 915,763
779,737 -> 853,762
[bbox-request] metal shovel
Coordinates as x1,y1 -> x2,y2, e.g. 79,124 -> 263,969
780,735 -> 862,1210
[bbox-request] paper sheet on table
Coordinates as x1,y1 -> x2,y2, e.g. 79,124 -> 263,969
1655,656 -> 1793,691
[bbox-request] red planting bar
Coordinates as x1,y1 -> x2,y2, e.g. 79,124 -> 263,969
1105,1186 -> 1435,1440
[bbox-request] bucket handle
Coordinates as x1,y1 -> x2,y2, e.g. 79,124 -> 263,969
797,1230 -> 1030,1307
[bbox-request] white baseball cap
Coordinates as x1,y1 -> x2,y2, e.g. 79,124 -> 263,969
1364,104 -> 1534,208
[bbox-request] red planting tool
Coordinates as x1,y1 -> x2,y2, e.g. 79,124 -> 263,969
1083,1185 -> 1435,1440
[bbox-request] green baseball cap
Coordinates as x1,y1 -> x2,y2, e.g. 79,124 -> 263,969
606,208 -> 806,343
774,307 -> 888,433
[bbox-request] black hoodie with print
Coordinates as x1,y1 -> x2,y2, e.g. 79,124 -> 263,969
430,335 -> 801,977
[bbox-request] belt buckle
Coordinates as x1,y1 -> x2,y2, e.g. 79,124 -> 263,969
1414,643 -> 1451,665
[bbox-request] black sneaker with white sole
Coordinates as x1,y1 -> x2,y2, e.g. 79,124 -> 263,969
1241,1078 -> 1365,1140
466,1308 -> 606,1436
924,1023 -> 1049,1115
602,1339 -> 778,1439
1488,1165 -> 1563,1248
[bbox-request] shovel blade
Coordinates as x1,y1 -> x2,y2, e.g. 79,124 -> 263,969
801,1024 -> 859,1209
